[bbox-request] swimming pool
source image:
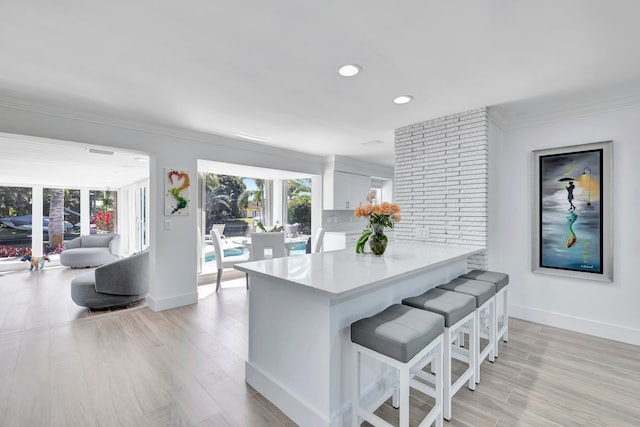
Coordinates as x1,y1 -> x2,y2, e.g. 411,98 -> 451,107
289,242 -> 307,255
204,247 -> 247,263
204,242 -> 307,263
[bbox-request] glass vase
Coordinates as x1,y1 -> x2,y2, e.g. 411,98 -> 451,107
369,225 -> 388,256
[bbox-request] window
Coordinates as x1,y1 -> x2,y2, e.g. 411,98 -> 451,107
0,186 -> 33,258
90,190 -> 117,233
287,178 -> 311,235
43,188 -> 80,252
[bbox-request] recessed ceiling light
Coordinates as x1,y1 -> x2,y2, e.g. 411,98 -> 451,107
393,95 -> 414,105
338,64 -> 361,77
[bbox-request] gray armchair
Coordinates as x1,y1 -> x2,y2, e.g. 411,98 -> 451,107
60,234 -> 120,268
70,250 -> 148,309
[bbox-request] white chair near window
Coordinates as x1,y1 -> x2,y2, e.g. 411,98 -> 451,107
312,228 -> 325,253
250,232 -> 286,260
211,228 -> 250,291
285,223 -> 300,237
211,224 -> 226,239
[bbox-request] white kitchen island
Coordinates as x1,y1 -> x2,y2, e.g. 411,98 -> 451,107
234,242 -> 483,427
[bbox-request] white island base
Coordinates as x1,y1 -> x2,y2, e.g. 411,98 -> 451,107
235,242 -> 483,427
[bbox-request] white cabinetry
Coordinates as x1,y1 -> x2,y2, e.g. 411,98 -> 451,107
323,231 -> 362,252
324,230 -> 394,252
323,171 -> 370,210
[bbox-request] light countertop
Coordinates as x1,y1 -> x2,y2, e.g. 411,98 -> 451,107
234,241 -> 483,299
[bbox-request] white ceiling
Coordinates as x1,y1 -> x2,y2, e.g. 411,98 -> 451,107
0,133 -> 149,188
2,1 -> 640,168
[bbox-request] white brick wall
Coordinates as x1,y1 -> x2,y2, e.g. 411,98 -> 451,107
394,107 -> 488,270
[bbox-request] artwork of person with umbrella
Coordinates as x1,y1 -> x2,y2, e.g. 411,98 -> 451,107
557,177 -> 578,247
566,180 -> 576,211
539,149 -> 602,273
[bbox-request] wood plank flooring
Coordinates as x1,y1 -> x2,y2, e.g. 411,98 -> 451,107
0,265 -> 142,334
0,268 -> 639,426
365,317 -> 640,427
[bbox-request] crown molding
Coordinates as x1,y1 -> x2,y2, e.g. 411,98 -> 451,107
488,107 -> 510,130
493,91 -> 640,131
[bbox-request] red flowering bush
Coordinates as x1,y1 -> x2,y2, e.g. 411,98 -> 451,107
44,244 -> 65,255
0,246 -> 30,258
92,211 -> 115,233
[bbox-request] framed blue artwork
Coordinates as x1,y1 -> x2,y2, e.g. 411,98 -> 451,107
532,141 -> 613,282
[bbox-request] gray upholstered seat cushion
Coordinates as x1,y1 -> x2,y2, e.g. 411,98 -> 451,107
70,250 -> 149,309
351,304 -> 444,363
437,277 -> 496,308
460,269 -> 509,291
94,250 -> 149,295
403,288 -> 476,327
70,270 -> 143,309
60,234 -> 120,268
60,247 -> 118,268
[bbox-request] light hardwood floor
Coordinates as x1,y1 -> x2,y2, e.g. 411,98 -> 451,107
0,265 -> 146,334
0,268 -> 638,426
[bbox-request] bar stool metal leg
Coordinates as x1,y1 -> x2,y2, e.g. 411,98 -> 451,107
459,270 -> 510,356
498,285 -> 509,343
436,278 -> 496,384
352,347 -> 361,426
442,312 -> 476,420
474,296 -> 496,382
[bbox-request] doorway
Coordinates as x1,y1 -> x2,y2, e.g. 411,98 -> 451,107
196,159 -> 319,287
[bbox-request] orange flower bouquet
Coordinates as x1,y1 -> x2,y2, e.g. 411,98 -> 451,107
354,199 -> 401,255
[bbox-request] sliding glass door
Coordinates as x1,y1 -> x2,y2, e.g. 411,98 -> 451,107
0,186 -> 32,258
42,188 -> 80,253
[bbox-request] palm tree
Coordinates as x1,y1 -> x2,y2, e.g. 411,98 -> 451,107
238,178 -> 265,220
288,178 -> 311,199
236,191 -> 250,212
287,179 -> 311,234
205,173 -> 246,221
207,190 -> 231,224
48,188 -> 65,247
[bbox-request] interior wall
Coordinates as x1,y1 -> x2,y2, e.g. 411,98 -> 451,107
0,103 -> 324,311
393,108 -> 489,269
490,105 -> 640,345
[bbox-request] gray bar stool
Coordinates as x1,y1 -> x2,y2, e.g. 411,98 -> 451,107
459,270 -> 509,356
437,277 -> 496,383
351,304 -> 445,427
402,288 -> 476,421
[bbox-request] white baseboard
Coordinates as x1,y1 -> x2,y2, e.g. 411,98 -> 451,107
245,361 -> 330,427
146,291 -> 198,311
510,304 -> 640,346
245,361 -> 395,427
